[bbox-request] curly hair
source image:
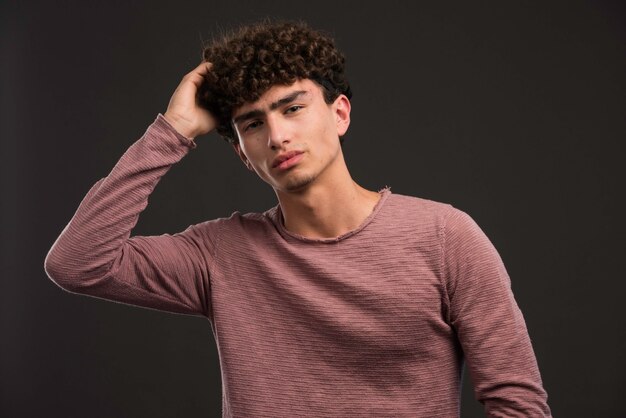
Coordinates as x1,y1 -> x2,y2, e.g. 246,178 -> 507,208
199,20 -> 352,143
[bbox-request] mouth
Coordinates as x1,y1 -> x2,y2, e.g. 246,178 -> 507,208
272,151 -> 304,170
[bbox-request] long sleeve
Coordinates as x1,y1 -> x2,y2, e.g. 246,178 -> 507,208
44,114 -> 218,318
441,208 -> 551,417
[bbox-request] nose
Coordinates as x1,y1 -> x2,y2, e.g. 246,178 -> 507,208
266,116 -> 290,149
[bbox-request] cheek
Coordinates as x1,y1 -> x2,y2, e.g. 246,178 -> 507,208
236,147 -> 256,172
321,114 -> 340,146
240,142 -> 259,161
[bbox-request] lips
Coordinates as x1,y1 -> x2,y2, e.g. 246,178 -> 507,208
272,151 -> 304,168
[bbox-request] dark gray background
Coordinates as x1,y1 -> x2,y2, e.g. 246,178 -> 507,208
2,1 -> 624,417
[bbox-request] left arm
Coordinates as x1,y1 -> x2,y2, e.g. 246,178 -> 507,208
441,207 -> 551,417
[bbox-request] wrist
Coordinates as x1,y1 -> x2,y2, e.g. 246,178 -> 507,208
163,112 -> 196,139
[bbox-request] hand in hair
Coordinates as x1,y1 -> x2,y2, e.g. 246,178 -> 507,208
163,61 -> 217,139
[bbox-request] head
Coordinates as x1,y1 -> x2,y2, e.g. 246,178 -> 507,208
199,20 -> 352,144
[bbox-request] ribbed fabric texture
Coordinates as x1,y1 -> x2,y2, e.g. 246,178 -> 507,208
45,114 -> 551,417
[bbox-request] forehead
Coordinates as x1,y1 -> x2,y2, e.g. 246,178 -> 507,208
232,79 -> 322,118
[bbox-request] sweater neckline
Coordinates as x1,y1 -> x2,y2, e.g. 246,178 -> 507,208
270,187 -> 392,244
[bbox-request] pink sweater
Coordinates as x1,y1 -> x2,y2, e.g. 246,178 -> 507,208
45,114 -> 551,417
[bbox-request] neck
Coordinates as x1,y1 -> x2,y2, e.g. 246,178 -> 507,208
275,157 -> 381,239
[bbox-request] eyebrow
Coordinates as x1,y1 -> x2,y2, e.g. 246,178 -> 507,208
232,90 -> 309,125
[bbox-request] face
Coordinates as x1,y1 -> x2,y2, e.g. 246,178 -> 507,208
231,79 -> 351,193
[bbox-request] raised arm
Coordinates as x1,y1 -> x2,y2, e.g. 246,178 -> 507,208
44,62 -> 221,318
441,208 -> 552,417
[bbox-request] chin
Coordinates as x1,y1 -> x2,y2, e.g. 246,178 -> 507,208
279,172 -> 317,193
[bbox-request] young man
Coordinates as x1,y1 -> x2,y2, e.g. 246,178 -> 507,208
45,21 -> 551,417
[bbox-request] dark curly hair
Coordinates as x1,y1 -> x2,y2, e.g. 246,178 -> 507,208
199,20 -> 352,143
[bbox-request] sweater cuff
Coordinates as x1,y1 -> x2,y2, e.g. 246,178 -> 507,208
154,113 -> 197,149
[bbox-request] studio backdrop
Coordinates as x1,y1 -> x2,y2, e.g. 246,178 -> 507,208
2,1 -> 624,417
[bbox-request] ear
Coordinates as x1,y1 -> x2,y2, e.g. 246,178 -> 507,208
333,94 -> 351,137
232,142 -> 254,171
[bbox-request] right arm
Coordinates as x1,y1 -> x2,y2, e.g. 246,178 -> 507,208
44,62 -> 220,318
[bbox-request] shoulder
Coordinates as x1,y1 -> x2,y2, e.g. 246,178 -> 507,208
386,192 -> 453,214
174,209 -> 277,258
193,207 -> 280,243
380,191 -> 484,240
382,191 -> 460,226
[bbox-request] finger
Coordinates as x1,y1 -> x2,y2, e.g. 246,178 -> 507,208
194,61 -> 212,75
184,62 -> 212,88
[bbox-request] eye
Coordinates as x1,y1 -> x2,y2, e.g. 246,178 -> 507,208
244,120 -> 263,132
285,105 -> 303,114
